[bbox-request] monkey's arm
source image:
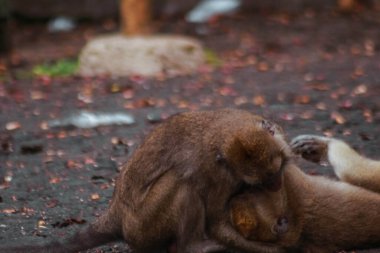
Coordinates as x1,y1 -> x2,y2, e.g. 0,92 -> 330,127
291,135 -> 380,193
210,219 -> 284,253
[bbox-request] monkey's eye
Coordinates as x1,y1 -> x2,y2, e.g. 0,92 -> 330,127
216,153 -> 225,163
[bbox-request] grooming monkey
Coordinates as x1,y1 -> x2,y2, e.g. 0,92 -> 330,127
1,109 -> 290,253
229,134 -> 380,253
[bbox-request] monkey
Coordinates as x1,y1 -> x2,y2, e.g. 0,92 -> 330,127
0,109 -> 290,253
228,134 -> 380,253
291,134 -> 380,193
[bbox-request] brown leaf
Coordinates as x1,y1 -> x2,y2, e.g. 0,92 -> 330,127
294,95 -> 311,104
307,83 -> 329,91
91,193 -> 100,201
2,208 -> 17,214
331,112 -> 346,124
49,177 -> 61,184
252,95 -> 266,106
6,122 -> 21,131
219,87 -> 237,96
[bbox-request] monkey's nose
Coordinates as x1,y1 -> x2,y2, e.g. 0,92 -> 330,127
272,216 -> 289,235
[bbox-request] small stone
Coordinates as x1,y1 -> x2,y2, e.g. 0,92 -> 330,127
146,112 -> 163,124
78,35 -> 205,78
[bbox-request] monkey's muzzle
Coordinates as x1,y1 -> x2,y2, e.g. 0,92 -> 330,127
271,216 -> 289,235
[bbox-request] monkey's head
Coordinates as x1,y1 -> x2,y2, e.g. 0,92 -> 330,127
230,189 -> 295,245
218,120 -> 291,191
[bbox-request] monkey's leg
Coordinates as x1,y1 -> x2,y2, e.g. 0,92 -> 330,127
176,191 -> 226,253
291,135 -> 380,193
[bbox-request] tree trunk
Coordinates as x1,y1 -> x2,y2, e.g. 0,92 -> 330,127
120,0 -> 151,35
0,0 -> 10,55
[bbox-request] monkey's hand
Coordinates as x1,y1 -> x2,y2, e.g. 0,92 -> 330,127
210,222 -> 285,253
290,135 -> 331,165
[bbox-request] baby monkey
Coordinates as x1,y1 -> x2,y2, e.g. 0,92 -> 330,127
230,135 -> 380,253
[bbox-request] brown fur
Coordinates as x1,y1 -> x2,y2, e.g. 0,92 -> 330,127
230,135 -> 380,252
1,109 -> 290,253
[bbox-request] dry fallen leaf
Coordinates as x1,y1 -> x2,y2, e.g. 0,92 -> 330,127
331,111 -> 346,124
218,87 -> 237,96
316,102 -> 327,110
252,95 -> 266,106
294,95 -> 311,104
2,208 -> 17,214
257,62 -> 269,72
5,122 -> 21,131
30,91 -> 46,100
352,84 -> 367,96
37,220 -> 47,229
234,96 -> 248,106
49,177 -> 61,184
91,193 -> 100,201
308,82 -> 329,91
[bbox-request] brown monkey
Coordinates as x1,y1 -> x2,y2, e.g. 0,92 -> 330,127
1,109 -> 289,253
229,135 -> 380,253
292,134 -> 380,193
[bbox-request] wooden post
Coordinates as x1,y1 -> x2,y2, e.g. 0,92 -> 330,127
120,0 -> 151,35
337,0 -> 356,12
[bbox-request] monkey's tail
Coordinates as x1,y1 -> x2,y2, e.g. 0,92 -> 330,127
0,210 -> 122,253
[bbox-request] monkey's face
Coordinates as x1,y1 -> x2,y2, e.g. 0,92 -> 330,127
230,188 -> 291,244
220,127 -> 290,191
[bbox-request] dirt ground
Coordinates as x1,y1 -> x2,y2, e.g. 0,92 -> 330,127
1,6 -> 380,253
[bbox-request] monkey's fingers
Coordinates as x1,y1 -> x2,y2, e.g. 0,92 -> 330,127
290,135 -> 331,164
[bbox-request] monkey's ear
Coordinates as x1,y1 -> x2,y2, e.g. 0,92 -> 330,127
219,137 -> 249,167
